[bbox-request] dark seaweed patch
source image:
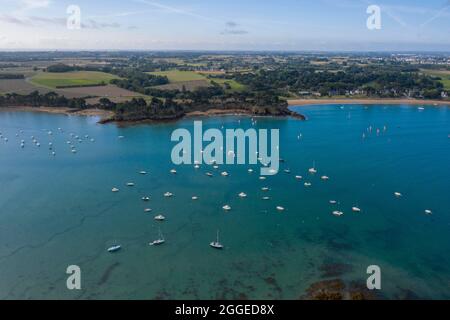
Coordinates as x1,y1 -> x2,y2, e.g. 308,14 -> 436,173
97,262 -> 120,286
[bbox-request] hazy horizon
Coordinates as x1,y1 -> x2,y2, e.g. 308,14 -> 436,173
0,0 -> 449,51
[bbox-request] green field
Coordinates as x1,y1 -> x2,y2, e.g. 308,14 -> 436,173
31,71 -> 119,88
212,79 -> 246,92
421,69 -> 450,90
149,70 -> 206,83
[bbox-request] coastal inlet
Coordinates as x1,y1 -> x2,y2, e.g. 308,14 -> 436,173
0,104 -> 449,299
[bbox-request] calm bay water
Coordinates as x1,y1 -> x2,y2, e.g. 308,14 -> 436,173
0,105 -> 449,299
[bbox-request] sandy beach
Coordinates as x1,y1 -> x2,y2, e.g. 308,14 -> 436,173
287,98 -> 450,106
186,108 -> 253,117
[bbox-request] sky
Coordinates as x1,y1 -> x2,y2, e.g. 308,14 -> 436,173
0,0 -> 449,51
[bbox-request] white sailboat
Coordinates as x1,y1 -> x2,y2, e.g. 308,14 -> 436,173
308,161 -> 317,174
210,230 -> 224,249
332,211 -> 344,217
154,214 -> 166,221
108,244 -> 122,253
149,228 -> 165,246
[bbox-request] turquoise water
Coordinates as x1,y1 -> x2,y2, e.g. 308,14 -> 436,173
0,105 -> 449,300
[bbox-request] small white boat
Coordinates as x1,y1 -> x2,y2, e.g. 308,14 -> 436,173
248,169 -> 254,173
295,175 -> 302,180
142,196 -> 150,201
194,165 -> 200,169
206,172 -> 213,177
394,192 -> 403,198
164,192 -> 173,198
221,171 -> 229,177
192,196 -> 199,200
284,169 -> 291,174
222,205 -> 232,211
329,200 -> 337,205
418,107 -> 425,111
149,229 -> 165,246
213,165 -> 219,169
118,136 -> 125,139
238,192 -> 247,198
112,188 -> 119,193
126,182 -> 135,187
304,182 -> 312,187
20,143 -> 25,148
170,169 -> 177,174
276,206 -> 285,212
52,152 -> 56,156
308,161 -> 317,174
332,211 -> 344,217
154,215 -> 166,221
71,149 -> 77,153
261,187 -> 270,192
139,171 -> 147,175
259,176 -> 267,180
144,208 -> 152,213
352,207 -> 362,213
262,196 -> 270,200
108,245 -> 122,253
210,230 -> 224,250
321,176 -> 330,181
425,209 -> 433,215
